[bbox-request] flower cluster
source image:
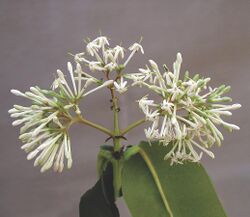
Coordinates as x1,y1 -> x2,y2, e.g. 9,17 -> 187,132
127,53 -> 241,164
9,57 -> 113,172
9,87 -> 74,173
74,36 -> 144,94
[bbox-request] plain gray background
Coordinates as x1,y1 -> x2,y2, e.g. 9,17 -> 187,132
1,0 -> 249,216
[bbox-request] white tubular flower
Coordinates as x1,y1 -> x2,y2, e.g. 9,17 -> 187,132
74,52 -> 89,63
146,110 -> 160,121
144,119 -> 159,140
93,36 -> 109,47
89,61 -> 105,71
114,77 -> 128,94
113,45 -> 125,60
86,41 -> 101,56
138,95 -> 157,113
104,49 -> 115,64
67,62 -> 77,95
124,42 -> 144,66
138,96 -> 159,121
145,128 -> 158,140
135,53 -> 241,164
124,73 -> 145,87
139,66 -> 154,83
161,99 -> 174,114
83,80 -> 113,97
129,43 -> 144,54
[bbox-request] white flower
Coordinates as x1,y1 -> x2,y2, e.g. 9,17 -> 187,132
86,39 -> 103,63
139,66 -> 154,83
67,62 -> 77,95
125,73 -> 145,87
93,36 -> 109,47
144,127 -> 158,140
114,77 -> 128,94
113,45 -> 125,60
83,80 -> 113,97
146,110 -> 160,121
89,61 -> 105,71
74,52 -> 89,63
138,95 -> 157,113
86,41 -> 101,56
124,42 -> 144,66
103,49 -> 115,64
144,120 -> 159,140
138,96 -> 159,121
129,43 -> 144,54
161,100 -> 174,114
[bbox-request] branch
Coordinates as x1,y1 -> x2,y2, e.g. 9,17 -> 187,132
121,118 -> 146,136
76,116 -> 113,136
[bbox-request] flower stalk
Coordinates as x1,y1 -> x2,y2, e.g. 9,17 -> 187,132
121,118 -> 146,136
76,115 -> 113,137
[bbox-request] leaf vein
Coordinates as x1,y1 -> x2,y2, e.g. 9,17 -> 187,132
139,148 -> 174,217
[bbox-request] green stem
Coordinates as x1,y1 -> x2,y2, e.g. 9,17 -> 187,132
112,159 -> 123,198
121,118 -> 146,136
112,97 -> 121,151
77,116 -> 113,136
110,92 -> 122,198
139,148 -> 174,217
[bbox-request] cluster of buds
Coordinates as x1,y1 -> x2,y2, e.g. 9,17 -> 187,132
9,87 -> 74,173
9,57 -> 113,172
127,53 -> 241,164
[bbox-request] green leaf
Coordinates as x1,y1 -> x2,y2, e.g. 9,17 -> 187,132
122,141 -> 227,217
79,163 -> 120,217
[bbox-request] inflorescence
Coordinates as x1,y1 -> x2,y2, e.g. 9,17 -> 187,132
125,53 -> 241,164
9,35 -> 240,172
